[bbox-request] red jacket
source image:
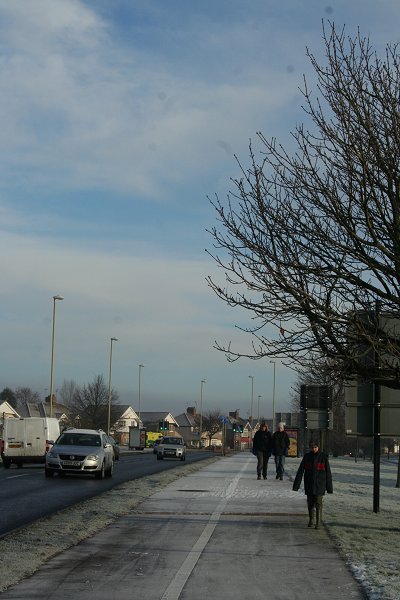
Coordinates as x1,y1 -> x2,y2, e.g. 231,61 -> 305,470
293,450 -> 333,496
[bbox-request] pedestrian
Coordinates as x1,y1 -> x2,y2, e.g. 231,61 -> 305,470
252,421 -> 273,480
272,422 -> 290,480
292,440 -> 333,529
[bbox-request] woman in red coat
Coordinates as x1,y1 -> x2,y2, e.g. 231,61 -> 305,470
293,440 -> 333,529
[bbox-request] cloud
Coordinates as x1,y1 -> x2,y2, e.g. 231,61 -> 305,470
0,0 -> 301,201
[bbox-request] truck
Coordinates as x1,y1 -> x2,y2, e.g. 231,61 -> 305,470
1,417 -> 60,468
128,427 -> 146,450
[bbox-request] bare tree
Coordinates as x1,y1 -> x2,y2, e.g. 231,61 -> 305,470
58,379 -> 79,407
202,409 -> 223,446
14,387 -> 40,407
69,375 -> 119,431
207,23 -> 400,386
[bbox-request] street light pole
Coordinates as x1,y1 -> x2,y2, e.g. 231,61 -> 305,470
138,364 -> 144,426
200,379 -> 206,449
258,395 -> 261,422
248,375 -> 254,429
270,360 -> 276,431
49,295 -> 64,418
107,337 -> 118,435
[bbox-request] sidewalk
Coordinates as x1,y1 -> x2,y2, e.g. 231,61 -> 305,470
1,454 -> 365,600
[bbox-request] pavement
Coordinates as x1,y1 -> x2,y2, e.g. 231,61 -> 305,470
0,453 -> 365,600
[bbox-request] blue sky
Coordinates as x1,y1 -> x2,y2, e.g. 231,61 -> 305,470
1,0 -> 399,420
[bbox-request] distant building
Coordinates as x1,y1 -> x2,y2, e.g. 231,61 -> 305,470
139,411 -> 179,435
0,401 -> 20,439
112,405 -> 140,445
174,407 -> 199,448
18,398 -> 70,427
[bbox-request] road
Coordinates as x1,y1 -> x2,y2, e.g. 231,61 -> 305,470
0,453 -> 365,600
0,449 -> 212,538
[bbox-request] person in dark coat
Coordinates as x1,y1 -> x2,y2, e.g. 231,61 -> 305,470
272,422 -> 290,480
252,422 -> 273,480
293,440 -> 333,529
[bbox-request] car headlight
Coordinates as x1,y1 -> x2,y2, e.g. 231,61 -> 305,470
47,451 -> 58,459
86,454 -> 100,461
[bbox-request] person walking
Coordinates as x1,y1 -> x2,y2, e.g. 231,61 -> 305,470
272,422 -> 290,480
292,440 -> 333,529
252,421 -> 273,480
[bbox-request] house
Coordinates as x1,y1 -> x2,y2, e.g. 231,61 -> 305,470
0,401 -> 20,439
17,399 -> 70,428
174,407 -> 200,448
111,405 -> 140,445
139,411 -> 179,436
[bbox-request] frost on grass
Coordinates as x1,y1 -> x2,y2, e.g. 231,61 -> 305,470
0,459 -> 217,592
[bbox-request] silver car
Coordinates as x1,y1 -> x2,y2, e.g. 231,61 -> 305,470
45,428 -> 114,479
156,436 -> 186,461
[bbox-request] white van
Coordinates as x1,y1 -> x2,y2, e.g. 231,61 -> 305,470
1,417 -> 60,468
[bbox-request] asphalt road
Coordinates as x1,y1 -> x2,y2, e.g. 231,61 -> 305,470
0,453 -> 365,600
0,449 -> 213,538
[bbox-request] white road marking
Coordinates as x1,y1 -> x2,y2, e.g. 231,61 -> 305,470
160,458 -> 250,600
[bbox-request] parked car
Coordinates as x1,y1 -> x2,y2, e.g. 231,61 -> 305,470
152,437 -> 163,454
107,435 -> 120,460
156,436 -> 186,461
45,428 -> 114,479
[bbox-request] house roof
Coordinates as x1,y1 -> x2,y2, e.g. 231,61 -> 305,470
0,401 -> 20,418
17,401 -> 70,420
174,412 -> 197,427
114,405 -> 139,419
139,411 -> 178,426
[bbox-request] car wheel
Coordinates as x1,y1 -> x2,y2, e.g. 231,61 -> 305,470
106,459 -> 113,478
95,461 -> 106,479
180,455 -> 186,461
45,468 -> 54,478
2,457 -> 11,469
156,454 -> 162,460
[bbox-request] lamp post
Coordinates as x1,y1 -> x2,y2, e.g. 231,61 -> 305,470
107,337 -> 118,435
199,379 -> 206,449
270,360 -> 276,432
138,364 -> 144,426
248,375 -> 254,429
258,395 -> 261,423
49,295 -> 64,418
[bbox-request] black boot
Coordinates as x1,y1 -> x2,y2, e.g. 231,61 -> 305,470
307,498 -> 315,528
315,497 -> 323,529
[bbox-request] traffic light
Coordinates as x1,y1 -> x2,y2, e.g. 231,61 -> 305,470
159,420 -> 168,431
232,423 -> 243,433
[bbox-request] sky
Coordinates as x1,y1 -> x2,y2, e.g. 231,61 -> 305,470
1,0 -> 400,419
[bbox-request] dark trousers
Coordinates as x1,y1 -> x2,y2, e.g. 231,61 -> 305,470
256,451 -> 270,477
307,495 -> 323,528
274,454 -> 286,477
